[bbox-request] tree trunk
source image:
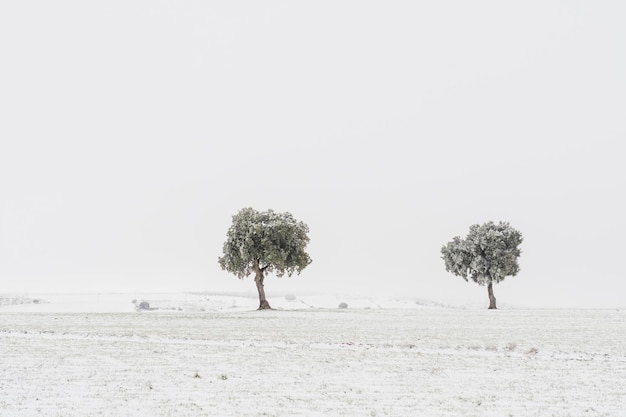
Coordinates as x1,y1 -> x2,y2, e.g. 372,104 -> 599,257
487,282 -> 497,309
254,261 -> 271,310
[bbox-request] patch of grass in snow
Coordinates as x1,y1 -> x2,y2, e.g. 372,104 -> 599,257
526,347 -> 539,355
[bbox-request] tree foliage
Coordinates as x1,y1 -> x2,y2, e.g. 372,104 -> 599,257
441,221 -> 523,286
218,208 -> 312,279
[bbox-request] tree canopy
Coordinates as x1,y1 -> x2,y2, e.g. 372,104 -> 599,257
441,221 -> 523,308
218,208 -> 312,309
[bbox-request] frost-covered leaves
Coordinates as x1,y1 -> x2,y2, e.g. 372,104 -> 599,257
441,221 -> 523,286
218,208 -> 312,279
441,236 -> 472,281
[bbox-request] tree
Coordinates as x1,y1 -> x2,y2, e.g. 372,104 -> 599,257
441,221 -> 523,309
218,208 -> 312,310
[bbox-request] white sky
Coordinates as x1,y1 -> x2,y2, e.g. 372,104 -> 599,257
1,1 -> 625,307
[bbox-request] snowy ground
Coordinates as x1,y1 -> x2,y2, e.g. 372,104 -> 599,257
1,293 -> 625,416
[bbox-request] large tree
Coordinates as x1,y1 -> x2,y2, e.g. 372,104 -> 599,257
218,208 -> 312,310
441,221 -> 523,309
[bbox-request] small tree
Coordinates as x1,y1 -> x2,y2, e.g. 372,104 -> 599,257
441,221 -> 523,309
218,208 -> 312,310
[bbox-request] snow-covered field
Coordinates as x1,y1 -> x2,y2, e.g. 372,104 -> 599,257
1,293 -> 625,416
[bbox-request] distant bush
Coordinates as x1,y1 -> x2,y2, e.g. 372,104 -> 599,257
0,297 -> 44,307
137,301 -> 150,310
285,294 -> 296,301
338,302 -> 348,309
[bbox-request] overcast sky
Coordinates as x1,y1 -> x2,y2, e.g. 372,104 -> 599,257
1,1 -> 625,307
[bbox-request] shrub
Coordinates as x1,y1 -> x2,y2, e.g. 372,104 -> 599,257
338,302 -> 348,309
137,301 -> 150,310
